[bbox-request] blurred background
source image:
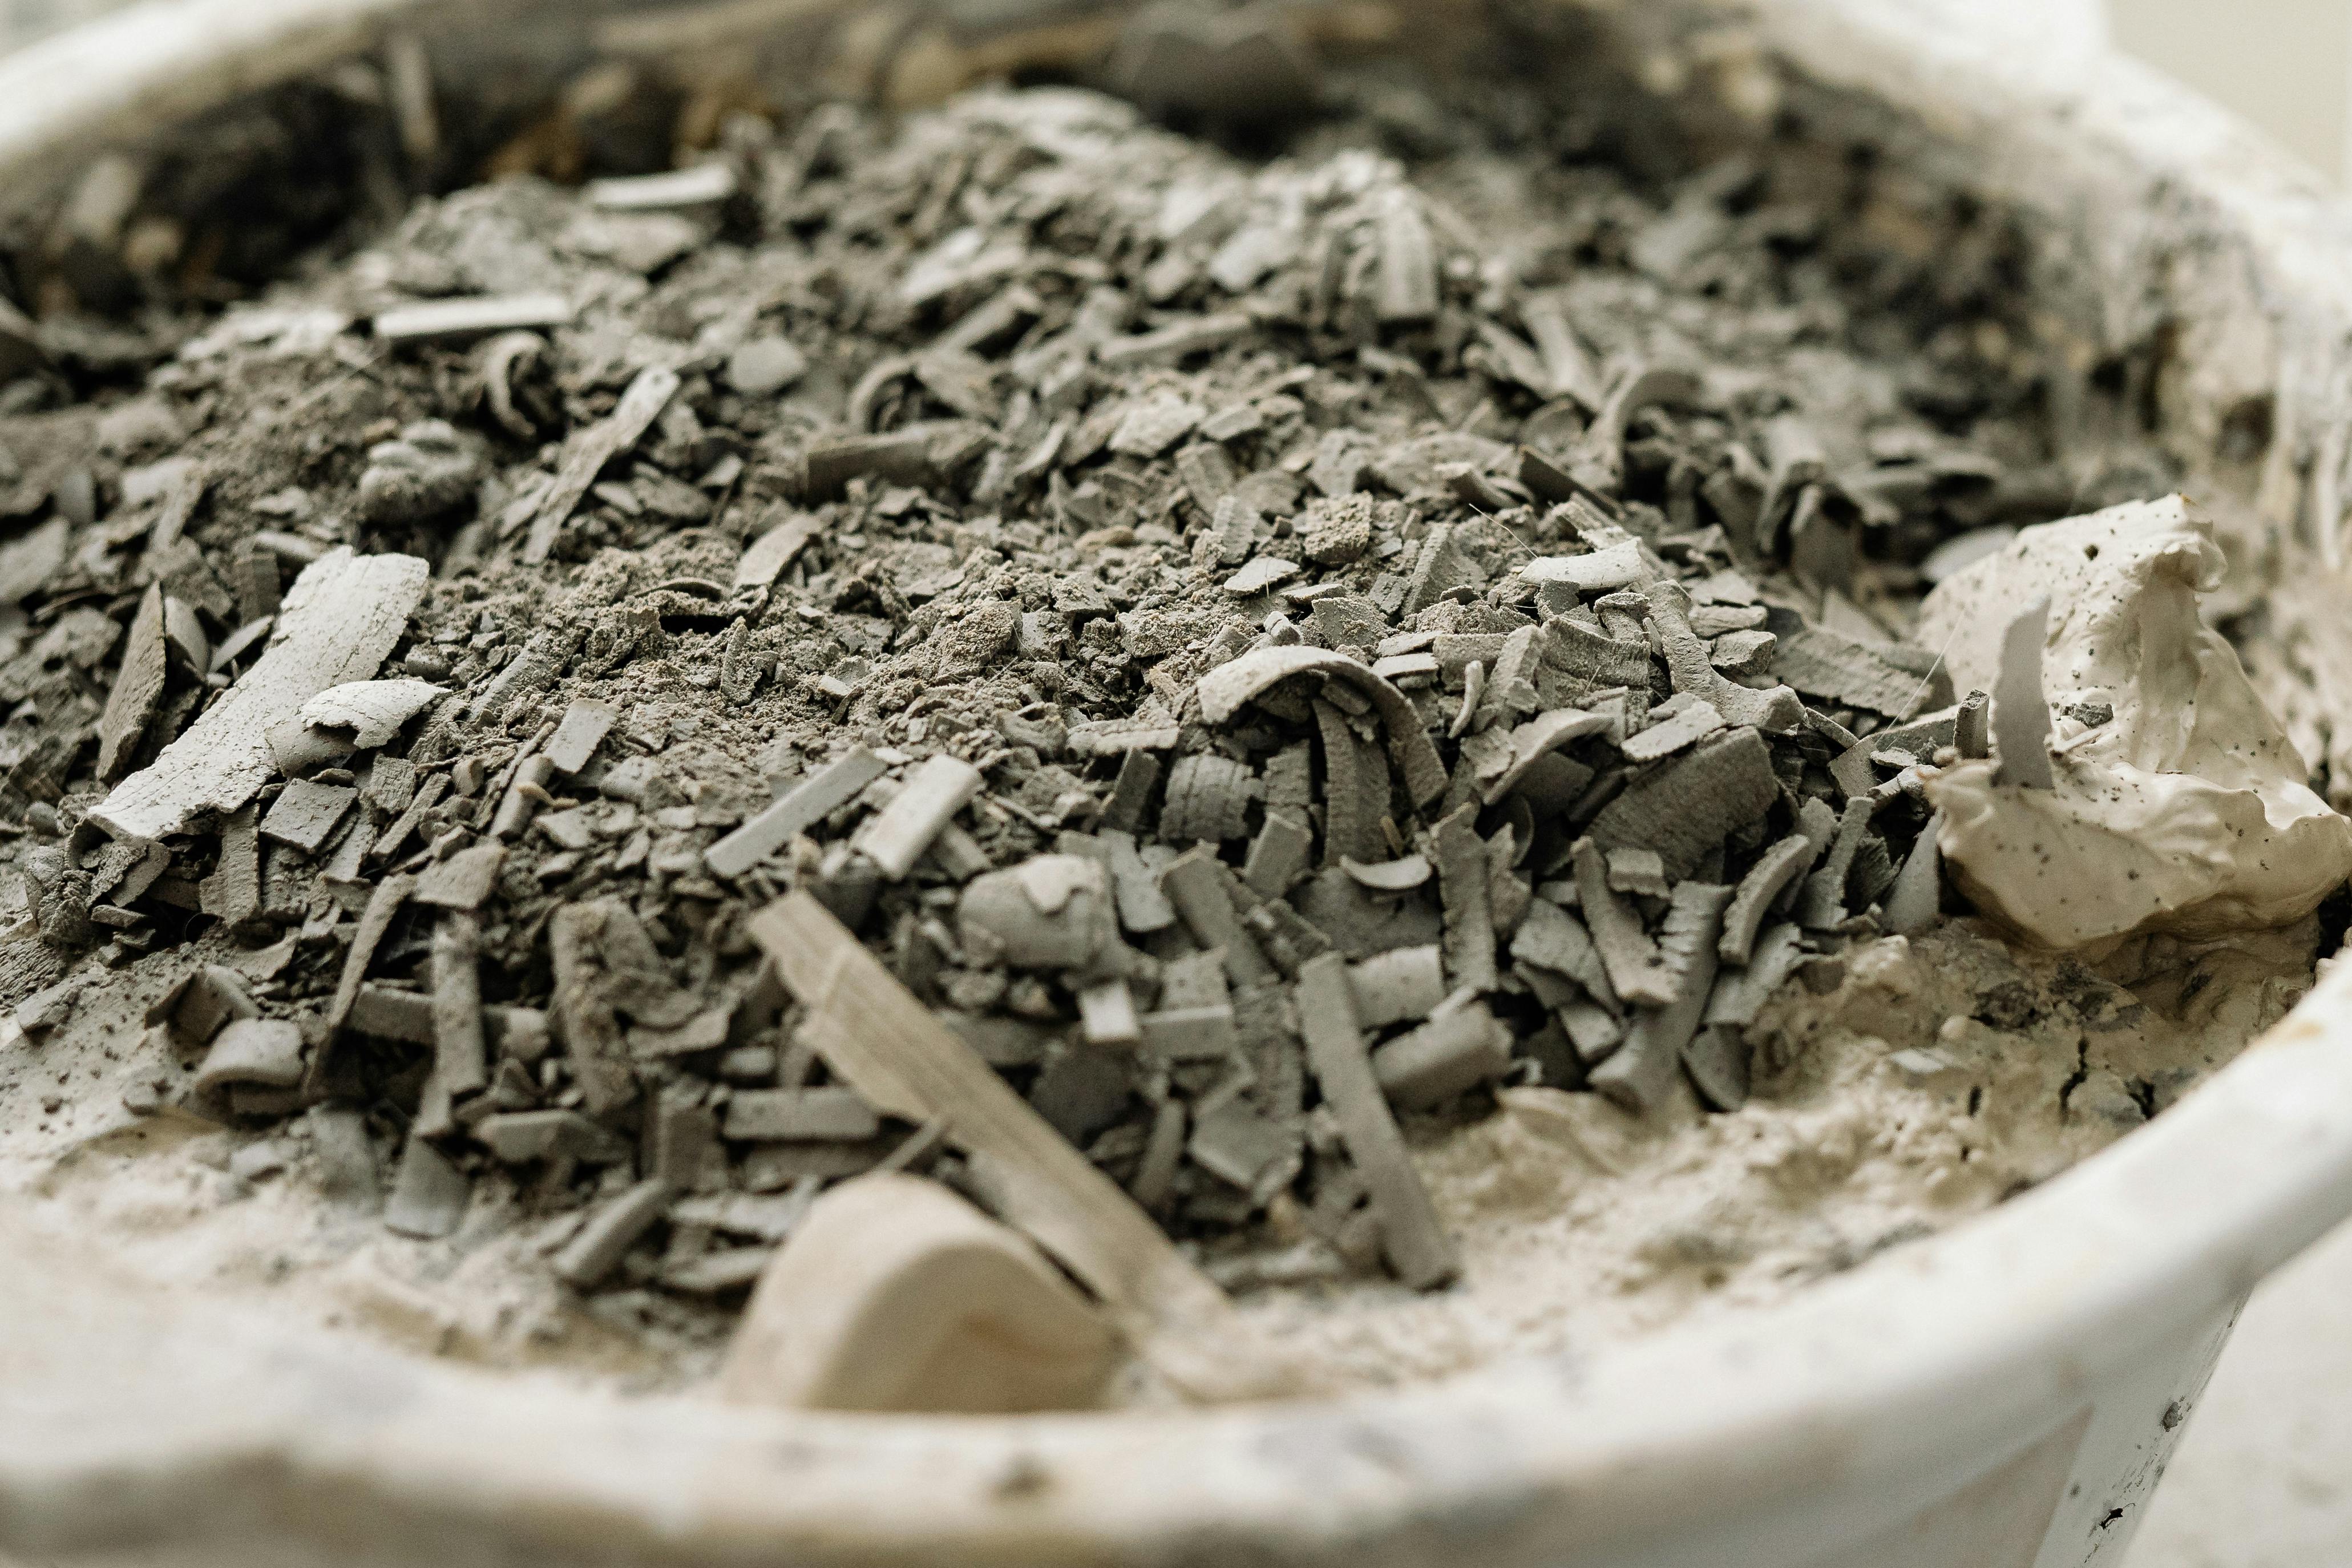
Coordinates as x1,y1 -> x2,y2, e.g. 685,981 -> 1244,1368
2,0 -> 2349,187
2108,0 -> 2352,185
0,1 -> 2345,1564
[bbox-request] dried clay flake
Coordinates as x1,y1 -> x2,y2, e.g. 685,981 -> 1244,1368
93,548 -> 428,842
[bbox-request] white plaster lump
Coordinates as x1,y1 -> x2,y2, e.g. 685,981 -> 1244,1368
1919,495 -> 2352,949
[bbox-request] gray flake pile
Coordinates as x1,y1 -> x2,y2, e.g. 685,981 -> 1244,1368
0,41 -> 2162,1340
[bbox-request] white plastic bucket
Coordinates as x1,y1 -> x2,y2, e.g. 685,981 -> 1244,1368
6,3 -> 2352,1565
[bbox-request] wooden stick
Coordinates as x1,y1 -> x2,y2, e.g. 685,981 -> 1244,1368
749,890 -> 1303,1403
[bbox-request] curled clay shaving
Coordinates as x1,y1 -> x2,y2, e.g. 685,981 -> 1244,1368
1915,495 -> 2352,948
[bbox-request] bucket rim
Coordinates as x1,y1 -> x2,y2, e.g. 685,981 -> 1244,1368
5,2 -> 2352,1562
